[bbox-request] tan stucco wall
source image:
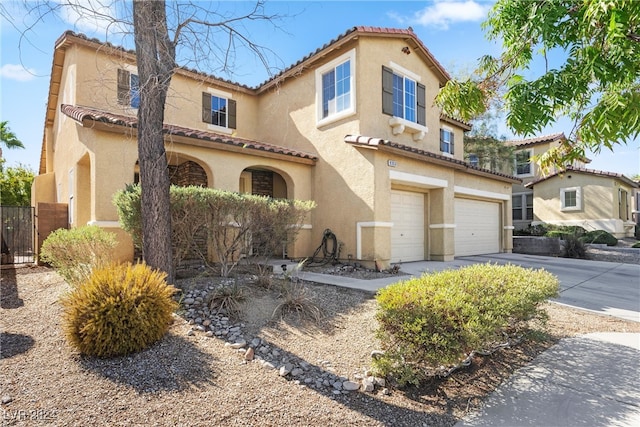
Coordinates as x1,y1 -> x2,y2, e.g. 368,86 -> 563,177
532,172 -> 636,237
38,33 -> 515,269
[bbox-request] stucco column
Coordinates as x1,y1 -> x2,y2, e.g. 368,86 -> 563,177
429,187 -> 455,261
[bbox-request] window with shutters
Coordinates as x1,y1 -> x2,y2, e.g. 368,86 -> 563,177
439,128 -> 454,155
117,69 -> 140,108
315,49 -> 356,125
382,65 -> 427,141
202,92 -> 236,132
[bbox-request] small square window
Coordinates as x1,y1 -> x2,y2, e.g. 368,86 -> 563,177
561,187 -> 581,211
468,154 -> 479,167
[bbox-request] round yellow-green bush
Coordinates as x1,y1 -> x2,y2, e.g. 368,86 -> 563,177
61,263 -> 178,358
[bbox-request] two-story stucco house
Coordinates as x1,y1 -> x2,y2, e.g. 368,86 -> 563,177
32,27 -> 518,268
507,133 -> 638,237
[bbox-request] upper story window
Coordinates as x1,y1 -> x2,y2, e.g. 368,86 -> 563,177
322,60 -> 351,118
468,154 -> 479,167
382,66 -> 425,126
515,149 -> 533,176
440,128 -> 454,155
202,92 -> 236,130
560,186 -> 581,211
117,69 -> 140,109
316,49 -> 356,125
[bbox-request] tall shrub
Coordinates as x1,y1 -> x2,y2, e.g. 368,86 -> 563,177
40,225 -> 117,287
113,184 -> 315,276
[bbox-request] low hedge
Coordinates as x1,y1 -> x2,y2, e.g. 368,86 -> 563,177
374,263 -> 559,386
580,230 -> 618,246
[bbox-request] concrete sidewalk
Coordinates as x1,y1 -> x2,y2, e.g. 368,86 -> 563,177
455,332 -> 640,427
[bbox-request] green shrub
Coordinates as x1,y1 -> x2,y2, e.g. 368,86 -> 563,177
562,234 -> 587,258
113,184 -> 315,277
374,264 -> 559,386
632,241 -> 640,248
545,230 -> 572,239
40,225 -> 117,287
61,262 -> 178,358
635,225 -> 640,240
580,230 -> 618,246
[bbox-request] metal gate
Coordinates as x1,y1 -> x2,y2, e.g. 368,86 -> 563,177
1,206 -> 35,265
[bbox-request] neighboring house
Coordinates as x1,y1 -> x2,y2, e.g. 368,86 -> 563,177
32,27 -> 519,268
525,166 -> 638,238
506,134 -> 638,238
506,133 -> 589,230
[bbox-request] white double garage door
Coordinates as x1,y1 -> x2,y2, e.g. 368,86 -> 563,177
391,190 -> 500,262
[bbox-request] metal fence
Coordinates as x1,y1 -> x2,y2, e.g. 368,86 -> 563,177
1,206 -> 35,265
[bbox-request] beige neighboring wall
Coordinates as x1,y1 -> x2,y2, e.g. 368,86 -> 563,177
531,172 -> 637,237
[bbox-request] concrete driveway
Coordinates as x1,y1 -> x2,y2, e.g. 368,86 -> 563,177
295,253 -> 640,322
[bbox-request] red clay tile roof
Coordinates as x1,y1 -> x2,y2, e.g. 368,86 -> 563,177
525,165 -> 639,188
56,26 -> 451,92
258,26 -> 451,88
60,104 -> 318,162
504,132 -> 566,148
344,134 -> 520,183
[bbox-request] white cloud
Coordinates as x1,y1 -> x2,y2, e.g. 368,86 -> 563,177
0,64 -> 36,82
55,0 -> 121,35
398,1 -> 491,30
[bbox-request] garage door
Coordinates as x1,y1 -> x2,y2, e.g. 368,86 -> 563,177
391,190 -> 424,262
454,198 -> 500,256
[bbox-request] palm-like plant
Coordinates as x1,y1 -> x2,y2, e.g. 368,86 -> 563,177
0,121 -> 24,158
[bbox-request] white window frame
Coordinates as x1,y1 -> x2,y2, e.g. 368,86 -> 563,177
206,87 -> 234,135
515,149 -> 534,177
560,186 -> 582,211
316,49 -> 356,127
440,126 -> 454,156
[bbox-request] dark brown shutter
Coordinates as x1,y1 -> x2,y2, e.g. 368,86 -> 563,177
382,66 -> 394,116
417,83 -> 426,126
450,132 -> 455,155
228,99 -> 237,129
202,92 -> 212,124
440,128 -> 446,152
117,69 -> 130,105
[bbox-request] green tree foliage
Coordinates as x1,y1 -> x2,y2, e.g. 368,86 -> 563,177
0,121 -> 25,152
0,160 -> 34,206
437,0 -> 640,168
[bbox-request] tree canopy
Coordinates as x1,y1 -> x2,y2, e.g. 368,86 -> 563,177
436,0 -> 640,168
0,121 -> 25,153
0,160 -> 34,206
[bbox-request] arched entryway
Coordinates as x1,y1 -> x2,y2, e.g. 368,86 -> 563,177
134,156 -> 210,187
239,167 -> 289,198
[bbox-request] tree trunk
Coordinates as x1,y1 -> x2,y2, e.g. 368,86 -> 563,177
132,0 -> 176,283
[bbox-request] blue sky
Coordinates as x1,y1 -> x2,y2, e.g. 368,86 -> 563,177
1,0 -> 638,177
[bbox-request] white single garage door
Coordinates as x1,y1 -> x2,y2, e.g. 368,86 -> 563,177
454,198 -> 500,256
391,190 -> 425,263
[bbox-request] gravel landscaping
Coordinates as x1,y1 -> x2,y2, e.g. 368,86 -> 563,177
2,252 -> 639,426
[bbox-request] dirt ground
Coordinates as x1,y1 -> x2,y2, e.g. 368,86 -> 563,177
1,262 -> 639,426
